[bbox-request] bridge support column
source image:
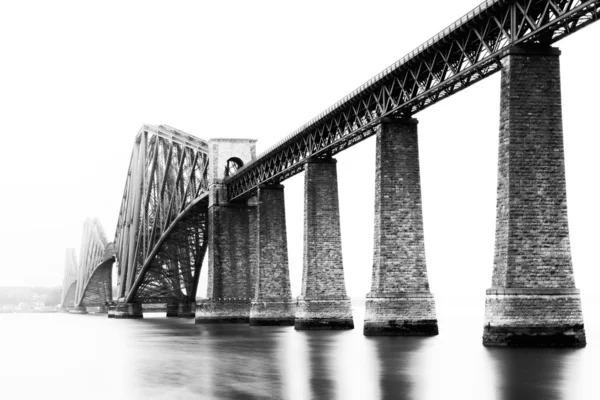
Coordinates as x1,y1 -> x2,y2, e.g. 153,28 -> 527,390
483,45 -> 585,347
249,185 -> 295,326
196,201 -> 257,323
113,303 -> 143,319
295,158 -> 353,330
364,117 -> 438,336
196,138 -> 259,324
177,302 -> 195,318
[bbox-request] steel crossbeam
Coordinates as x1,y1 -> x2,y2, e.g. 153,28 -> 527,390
225,0 -> 600,201
114,125 -> 210,304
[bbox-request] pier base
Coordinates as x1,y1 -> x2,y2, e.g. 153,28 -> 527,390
295,297 -> 354,330
364,294 -> 438,336
113,303 -> 143,319
166,302 -> 178,317
249,300 -> 295,326
195,299 -> 250,323
70,306 -> 88,315
483,289 -> 585,347
177,302 -> 195,318
107,305 -> 116,318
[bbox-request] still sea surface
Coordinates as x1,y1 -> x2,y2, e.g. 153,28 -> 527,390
2,296 -> 600,400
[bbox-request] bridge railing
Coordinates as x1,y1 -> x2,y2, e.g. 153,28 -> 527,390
225,0 -> 600,201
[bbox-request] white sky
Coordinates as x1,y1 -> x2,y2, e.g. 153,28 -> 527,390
1,1 -> 598,304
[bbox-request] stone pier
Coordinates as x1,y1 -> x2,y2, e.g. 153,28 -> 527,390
249,185 -> 295,325
113,302 -> 143,319
364,117 -> 438,336
70,305 -> 88,314
196,139 -> 258,324
483,45 -> 585,347
295,158 -> 353,330
166,301 -> 178,317
177,302 -> 195,318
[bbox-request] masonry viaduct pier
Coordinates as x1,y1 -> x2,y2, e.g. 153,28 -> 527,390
62,0 -> 599,346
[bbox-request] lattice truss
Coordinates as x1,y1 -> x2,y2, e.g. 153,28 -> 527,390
60,248 -> 78,307
75,218 -> 108,305
114,125 -> 210,304
77,243 -> 115,307
226,0 -> 600,200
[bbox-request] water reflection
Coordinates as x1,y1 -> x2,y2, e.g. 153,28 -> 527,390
1,308 -> 596,399
485,347 -> 580,400
370,337 -> 424,399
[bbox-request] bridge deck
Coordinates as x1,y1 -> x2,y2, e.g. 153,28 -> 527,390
225,0 -> 600,201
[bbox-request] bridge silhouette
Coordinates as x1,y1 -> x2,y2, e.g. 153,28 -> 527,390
61,0 -> 599,346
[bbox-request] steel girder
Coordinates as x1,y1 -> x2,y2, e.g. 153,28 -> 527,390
114,125 -> 210,304
74,218 -> 108,305
226,0 -> 600,201
60,248 -> 78,308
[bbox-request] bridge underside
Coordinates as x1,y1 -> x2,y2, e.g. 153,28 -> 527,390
78,258 -> 114,308
129,200 -> 208,306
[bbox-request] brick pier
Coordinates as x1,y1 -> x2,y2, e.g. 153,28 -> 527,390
249,184 -> 295,325
196,139 -> 258,324
295,158 -> 353,330
483,45 -> 585,347
364,118 -> 438,336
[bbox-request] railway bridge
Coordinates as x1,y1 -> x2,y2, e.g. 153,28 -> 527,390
61,0 -> 599,346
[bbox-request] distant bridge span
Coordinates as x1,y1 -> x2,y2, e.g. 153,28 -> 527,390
225,0 -> 600,201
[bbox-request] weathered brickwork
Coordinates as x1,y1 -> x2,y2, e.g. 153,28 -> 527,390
364,118 -> 438,336
249,185 -> 295,325
196,299 -> 252,323
484,45 -> 585,347
364,295 -> 438,336
296,158 -> 353,329
196,139 -> 258,324
484,291 -> 585,346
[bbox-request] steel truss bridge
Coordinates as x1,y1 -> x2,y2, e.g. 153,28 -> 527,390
62,0 -> 599,309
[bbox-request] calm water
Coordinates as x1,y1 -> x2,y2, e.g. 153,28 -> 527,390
2,297 -> 600,399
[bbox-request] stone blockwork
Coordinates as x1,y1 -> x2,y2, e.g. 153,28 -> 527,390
484,289 -> 585,346
196,299 -> 251,323
296,158 -> 353,330
196,139 -> 258,324
250,185 -> 295,325
483,45 -> 585,347
364,118 -> 438,336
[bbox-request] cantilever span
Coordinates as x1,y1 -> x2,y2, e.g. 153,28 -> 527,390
76,243 -> 116,309
60,249 -> 78,308
114,125 -> 210,308
225,0 -> 600,201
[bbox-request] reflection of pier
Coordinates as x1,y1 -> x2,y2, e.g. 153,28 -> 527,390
486,348 -> 576,400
